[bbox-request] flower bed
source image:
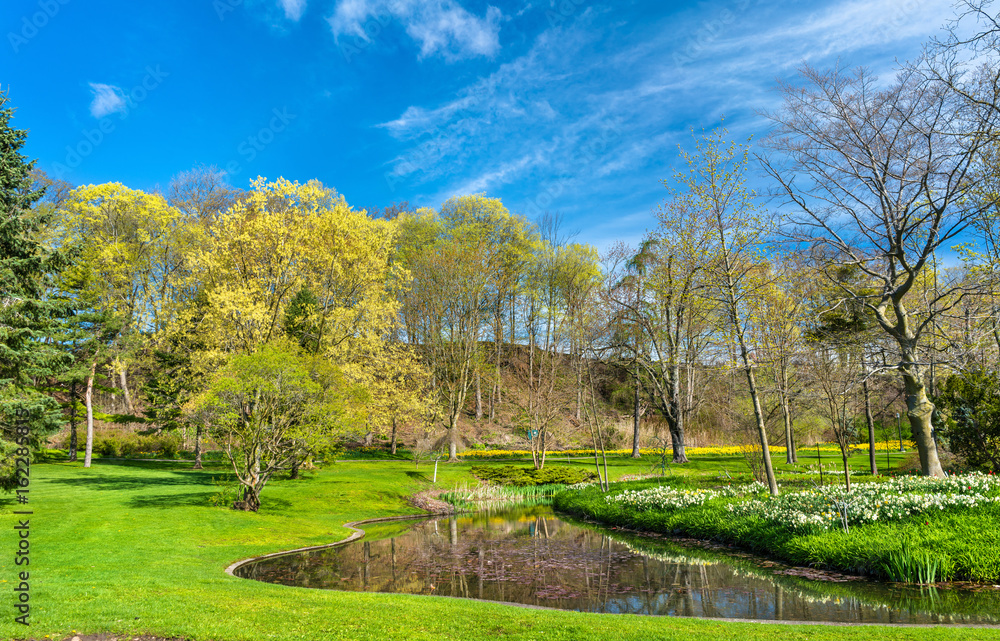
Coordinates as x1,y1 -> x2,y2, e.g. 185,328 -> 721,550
726,472 -> 1000,533
454,442 -> 916,460
607,481 -> 770,511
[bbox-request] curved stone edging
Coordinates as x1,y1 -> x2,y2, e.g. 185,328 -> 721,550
224,513 -> 430,577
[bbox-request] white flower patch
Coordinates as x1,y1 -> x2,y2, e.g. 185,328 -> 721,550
726,472 -> 1000,533
606,480 -> 769,511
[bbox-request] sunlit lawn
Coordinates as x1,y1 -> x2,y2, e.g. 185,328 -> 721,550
1,449 -> 991,641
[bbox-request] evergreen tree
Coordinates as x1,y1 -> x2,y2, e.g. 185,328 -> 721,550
283,285 -> 321,353
143,296 -> 209,467
0,90 -> 72,476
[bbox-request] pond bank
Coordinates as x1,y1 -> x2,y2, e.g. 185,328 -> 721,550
231,506 -> 1000,626
553,481 -> 1000,584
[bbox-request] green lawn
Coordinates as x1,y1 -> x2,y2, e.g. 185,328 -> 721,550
1,452 -> 997,641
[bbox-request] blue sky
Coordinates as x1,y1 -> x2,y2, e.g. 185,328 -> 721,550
4,0 -> 957,249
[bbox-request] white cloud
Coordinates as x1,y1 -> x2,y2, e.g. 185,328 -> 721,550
279,0 -> 306,21
328,0 -> 503,60
88,83 -> 127,119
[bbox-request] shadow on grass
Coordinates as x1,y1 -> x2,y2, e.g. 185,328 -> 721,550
124,488 -> 294,511
96,458 -> 230,471
256,496 -> 295,513
405,471 -> 430,483
126,491 -> 220,509
48,469 -> 232,492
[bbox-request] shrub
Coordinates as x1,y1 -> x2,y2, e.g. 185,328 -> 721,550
936,368 -> 1000,472
470,464 -> 596,487
94,434 -> 123,457
92,431 -> 186,459
158,434 -> 181,458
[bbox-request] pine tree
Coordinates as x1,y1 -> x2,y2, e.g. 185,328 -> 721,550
283,285 -> 321,352
0,89 -> 72,475
143,301 -> 209,468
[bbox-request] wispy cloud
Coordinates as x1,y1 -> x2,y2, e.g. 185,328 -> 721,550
708,0 -> 952,70
88,83 -> 127,118
279,0 -> 306,21
328,0 -> 503,60
377,0 -> 957,244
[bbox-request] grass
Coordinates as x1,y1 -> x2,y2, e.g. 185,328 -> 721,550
1,450 -> 997,640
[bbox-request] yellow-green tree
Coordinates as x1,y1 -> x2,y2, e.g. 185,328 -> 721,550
57,183 -> 194,460
185,177 -> 407,465
405,195 -> 520,461
194,338 -> 356,511
58,183 -> 191,335
190,177 -> 401,361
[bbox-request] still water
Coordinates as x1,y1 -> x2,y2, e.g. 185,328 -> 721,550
235,506 -> 1000,624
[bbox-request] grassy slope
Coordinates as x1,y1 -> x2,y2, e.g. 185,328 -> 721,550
0,455 -> 996,641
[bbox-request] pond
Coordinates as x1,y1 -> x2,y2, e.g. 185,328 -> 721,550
234,506 -> 1000,624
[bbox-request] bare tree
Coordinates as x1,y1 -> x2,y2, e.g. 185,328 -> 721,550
167,165 -> 240,225
605,197 -> 717,465
749,256 -> 810,464
761,65 -> 998,478
689,131 -> 781,495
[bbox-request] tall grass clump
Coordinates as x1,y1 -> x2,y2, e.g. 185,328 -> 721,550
442,482 -> 566,511
880,548 -> 947,584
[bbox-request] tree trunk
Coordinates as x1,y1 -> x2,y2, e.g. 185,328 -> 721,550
528,325 -> 535,417
787,414 -> 796,464
902,367 -> 945,477
669,361 -> 688,463
744,364 -> 778,495
993,306 -> 1000,357
84,362 -> 96,468
448,411 -> 459,462
193,425 -> 203,470
538,428 -> 547,470
68,380 -> 78,462
781,394 -> 795,465
238,485 -> 260,512
575,344 -> 583,422
492,336 -> 501,422
108,364 -> 118,411
390,416 -> 397,455
631,366 -> 641,459
780,365 -> 796,464
863,379 -> 877,475
119,364 -> 134,414
670,423 -> 688,464
586,397 -> 607,492
475,370 -> 483,421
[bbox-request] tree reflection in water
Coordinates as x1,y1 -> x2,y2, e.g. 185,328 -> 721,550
234,507 -> 1000,625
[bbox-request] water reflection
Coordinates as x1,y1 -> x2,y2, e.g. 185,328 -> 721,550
235,507 -> 1000,624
